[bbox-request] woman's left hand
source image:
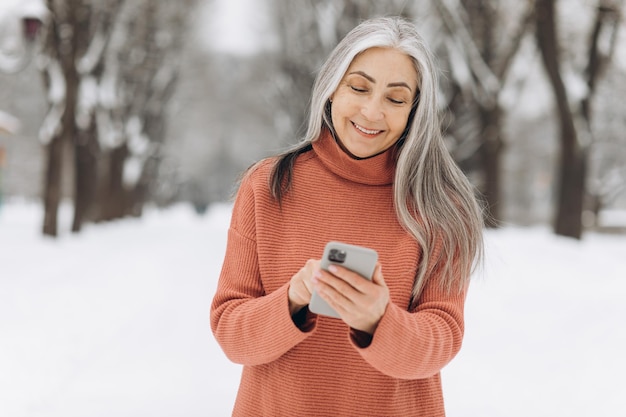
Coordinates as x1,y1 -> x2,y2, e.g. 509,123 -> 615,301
312,262 -> 389,334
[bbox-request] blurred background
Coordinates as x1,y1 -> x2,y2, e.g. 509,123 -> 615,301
1,0 -> 625,238
1,1 -> 626,416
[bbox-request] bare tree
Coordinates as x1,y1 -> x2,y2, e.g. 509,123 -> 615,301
71,0 -> 124,231
40,0 -> 92,236
39,0 -> 195,236
535,0 -> 621,238
93,0 -> 193,222
432,0 -> 535,226
587,63 -> 626,226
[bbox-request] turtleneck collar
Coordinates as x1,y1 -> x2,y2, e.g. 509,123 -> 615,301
311,128 -> 397,186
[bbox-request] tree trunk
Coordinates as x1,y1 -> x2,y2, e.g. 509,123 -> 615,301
41,0 -> 82,236
479,105 -> 503,227
98,145 -> 129,221
71,120 -> 99,232
556,137 -> 586,238
535,0 -> 585,239
42,136 -> 64,236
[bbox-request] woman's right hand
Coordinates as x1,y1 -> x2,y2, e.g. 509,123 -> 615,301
288,259 -> 320,315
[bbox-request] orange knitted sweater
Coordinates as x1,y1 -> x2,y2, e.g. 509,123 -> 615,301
210,130 -> 467,417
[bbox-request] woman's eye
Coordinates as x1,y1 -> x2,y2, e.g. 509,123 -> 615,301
388,97 -> 406,105
349,85 -> 367,93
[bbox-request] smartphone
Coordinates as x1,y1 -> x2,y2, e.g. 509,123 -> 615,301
309,241 -> 378,318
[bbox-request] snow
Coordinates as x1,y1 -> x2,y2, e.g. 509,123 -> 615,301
76,30 -> 107,75
121,156 -> 143,188
1,200 -> 625,416
0,0 -> 48,18
0,0 -> 48,72
0,110 -> 21,135
38,101 -> 64,146
76,76 -> 98,130
44,59 -> 66,104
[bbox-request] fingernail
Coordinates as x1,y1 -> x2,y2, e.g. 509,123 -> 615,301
328,265 -> 338,273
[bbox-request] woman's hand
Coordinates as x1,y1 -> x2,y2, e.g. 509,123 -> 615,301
312,263 -> 389,334
288,259 -> 319,315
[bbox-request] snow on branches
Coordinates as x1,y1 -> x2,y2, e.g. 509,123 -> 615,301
0,0 -> 48,73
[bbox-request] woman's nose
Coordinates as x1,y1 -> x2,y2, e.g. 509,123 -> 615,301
360,98 -> 384,121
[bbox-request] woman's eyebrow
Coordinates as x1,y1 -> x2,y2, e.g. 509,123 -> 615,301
348,70 -> 413,92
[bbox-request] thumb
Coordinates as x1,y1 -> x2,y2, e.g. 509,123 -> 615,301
371,263 -> 386,286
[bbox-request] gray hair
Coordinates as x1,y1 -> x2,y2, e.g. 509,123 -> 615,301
271,16 -> 484,302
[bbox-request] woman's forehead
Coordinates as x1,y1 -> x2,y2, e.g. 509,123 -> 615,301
345,47 -> 419,89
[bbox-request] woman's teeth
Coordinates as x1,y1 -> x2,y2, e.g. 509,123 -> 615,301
353,123 -> 381,135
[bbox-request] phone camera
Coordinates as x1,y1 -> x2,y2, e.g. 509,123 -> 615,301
328,248 -> 346,263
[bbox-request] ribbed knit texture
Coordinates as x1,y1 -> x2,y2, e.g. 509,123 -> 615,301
210,130 -> 467,417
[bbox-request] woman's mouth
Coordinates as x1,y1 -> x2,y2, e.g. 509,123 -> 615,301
352,122 -> 382,136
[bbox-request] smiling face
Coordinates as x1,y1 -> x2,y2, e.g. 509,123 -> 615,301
330,47 -> 419,159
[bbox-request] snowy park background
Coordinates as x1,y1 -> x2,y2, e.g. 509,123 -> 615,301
1,200 -> 625,417
2,0 -> 626,415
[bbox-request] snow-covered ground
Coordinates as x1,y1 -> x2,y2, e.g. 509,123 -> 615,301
1,200 -> 625,417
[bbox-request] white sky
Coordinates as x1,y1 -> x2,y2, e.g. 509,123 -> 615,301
197,0 -> 277,55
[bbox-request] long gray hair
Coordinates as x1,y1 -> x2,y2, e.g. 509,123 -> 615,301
269,16 -> 484,302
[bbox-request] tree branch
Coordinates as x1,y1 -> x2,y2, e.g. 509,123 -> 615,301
433,0 -> 501,103
495,0 -> 536,82
582,0 -> 621,120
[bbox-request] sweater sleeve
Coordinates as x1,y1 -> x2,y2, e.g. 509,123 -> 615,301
351,280 -> 467,380
210,173 -> 315,366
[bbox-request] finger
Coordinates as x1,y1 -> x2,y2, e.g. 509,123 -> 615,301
327,265 -> 371,290
301,274 -> 314,296
300,278 -> 314,298
315,277 -> 353,313
318,267 -> 362,297
301,259 -> 320,293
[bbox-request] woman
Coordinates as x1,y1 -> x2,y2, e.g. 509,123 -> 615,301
211,16 -> 484,416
